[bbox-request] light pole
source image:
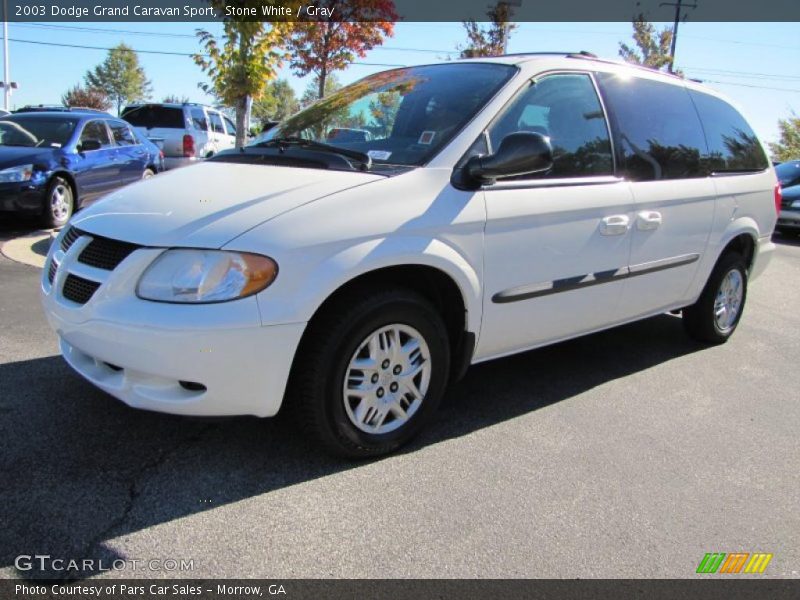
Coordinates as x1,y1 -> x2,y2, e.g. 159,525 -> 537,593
3,0 -> 10,110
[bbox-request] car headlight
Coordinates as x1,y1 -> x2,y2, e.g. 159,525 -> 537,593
136,249 -> 278,303
792,199 -> 800,209
0,164 -> 33,183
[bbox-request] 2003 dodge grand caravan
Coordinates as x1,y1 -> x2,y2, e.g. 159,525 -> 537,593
42,53 -> 779,457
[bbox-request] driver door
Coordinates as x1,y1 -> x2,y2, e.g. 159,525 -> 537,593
476,72 -> 635,361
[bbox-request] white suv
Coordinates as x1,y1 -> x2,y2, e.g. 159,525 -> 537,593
42,54 -> 778,457
121,103 -> 238,169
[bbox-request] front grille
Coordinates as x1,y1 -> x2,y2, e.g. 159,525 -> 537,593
78,236 -> 140,270
60,226 -> 81,252
47,260 -> 57,284
62,274 -> 101,305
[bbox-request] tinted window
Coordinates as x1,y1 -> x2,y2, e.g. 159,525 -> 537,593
190,108 -> 207,131
0,116 -> 78,147
223,116 -> 237,136
109,121 -> 136,146
775,161 -> 800,188
488,73 -> 613,178
689,90 -> 768,173
80,121 -> 112,148
121,105 -> 185,129
597,73 -> 707,181
208,112 -> 225,134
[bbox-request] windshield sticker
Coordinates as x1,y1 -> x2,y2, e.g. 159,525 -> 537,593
418,131 -> 436,145
367,150 -> 392,160
50,143 -> 62,148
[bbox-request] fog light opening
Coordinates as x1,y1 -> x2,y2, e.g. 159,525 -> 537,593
179,380 -> 207,392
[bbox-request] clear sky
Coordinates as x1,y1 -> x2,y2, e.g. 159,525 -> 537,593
3,20 -> 798,151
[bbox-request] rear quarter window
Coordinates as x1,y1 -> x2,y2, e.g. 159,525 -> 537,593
689,90 -> 768,173
597,73 -> 708,181
121,106 -> 186,129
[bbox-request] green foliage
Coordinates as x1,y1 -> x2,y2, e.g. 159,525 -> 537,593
251,79 -> 300,125
84,43 -> 152,114
618,15 -> 675,72
300,75 -> 342,108
61,84 -> 112,111
194,1 -> 297,146
162,94 -> 190,104
458,2 -> 517,58
769,113 -> 800,162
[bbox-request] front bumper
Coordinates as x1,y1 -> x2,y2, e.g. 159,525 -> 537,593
40,234 -> 306,417
0,180 -> 47,214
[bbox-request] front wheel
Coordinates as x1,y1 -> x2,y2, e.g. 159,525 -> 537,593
41,177 -> 74,229
288,288 -> 450,458
683,252 -> 748,344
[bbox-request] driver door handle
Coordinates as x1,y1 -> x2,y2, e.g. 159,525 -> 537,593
600,214 -> 630,236
637,210 -> 663,230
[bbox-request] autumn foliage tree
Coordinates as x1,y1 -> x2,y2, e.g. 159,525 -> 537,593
194,1 -> 297,147
618,14 -> 675,72
459,2 -> 517,58
61,84 -> 112,111
769,112 -> 800,162
288,0 -> 398,100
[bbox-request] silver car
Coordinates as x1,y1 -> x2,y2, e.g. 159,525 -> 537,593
121,103 -> 237,170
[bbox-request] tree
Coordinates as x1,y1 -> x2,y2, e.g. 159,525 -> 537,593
300,74 -> 342,108
61,84 -> 111,111
163,94 -> 190,104
769,113 -> 800,162
251,79 -> 300,125
194,1 -> 296,147
288,0 -> 397,101
84,43 -> 152,114
458,2 -> 517,58
618,15 -> 675,72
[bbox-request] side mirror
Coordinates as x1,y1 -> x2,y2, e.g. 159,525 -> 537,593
464,132 -> 554,185
79,139 -> 102,152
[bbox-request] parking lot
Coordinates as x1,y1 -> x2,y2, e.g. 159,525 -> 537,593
1,220 -> 798,579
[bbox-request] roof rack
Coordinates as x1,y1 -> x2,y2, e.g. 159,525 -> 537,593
501,51 -> 597,58
565,53 -> 687,80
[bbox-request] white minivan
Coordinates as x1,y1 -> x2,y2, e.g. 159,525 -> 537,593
42,54 -> 779,456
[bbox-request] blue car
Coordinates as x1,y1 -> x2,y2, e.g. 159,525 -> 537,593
0,110 -> 164,228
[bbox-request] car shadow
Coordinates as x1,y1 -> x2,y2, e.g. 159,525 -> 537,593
0,313 -> 704,580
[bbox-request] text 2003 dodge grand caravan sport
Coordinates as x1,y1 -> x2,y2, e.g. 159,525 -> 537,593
42,54 -> 779,457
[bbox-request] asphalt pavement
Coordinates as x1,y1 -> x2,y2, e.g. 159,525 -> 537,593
1,218 -> 798,580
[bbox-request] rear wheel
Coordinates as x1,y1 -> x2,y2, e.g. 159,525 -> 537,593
683,252 -> 748,344
142,168 -> 155,179
288,287 -> 450,458
41,176 -> 74,229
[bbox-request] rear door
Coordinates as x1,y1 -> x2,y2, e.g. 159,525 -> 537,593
73,120 -> 117,201
596,73 -> 716,318
121,105 -> 186,159
108,119 -> 147,184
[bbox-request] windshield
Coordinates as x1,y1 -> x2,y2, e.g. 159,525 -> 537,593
0,116 -> 78,148
256,63 -> 516,167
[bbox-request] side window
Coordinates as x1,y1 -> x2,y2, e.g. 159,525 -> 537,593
689,90 -> 768,173
109,121 -> 136,146
596,73 -> 707,181
79,120 -> 112,148
223,116 -> 237,136
488,73 -> 613,178
208,112 -> 225,134
190,108 -> 208,131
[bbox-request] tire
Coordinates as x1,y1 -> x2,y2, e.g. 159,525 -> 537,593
40,176 -> 74,229
142,168 -> 155,179
683,252 -> 748,344
287,287 -> 451,458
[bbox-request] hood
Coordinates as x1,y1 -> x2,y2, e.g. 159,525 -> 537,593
0,145 -> 58,169
71,161 -> 384,248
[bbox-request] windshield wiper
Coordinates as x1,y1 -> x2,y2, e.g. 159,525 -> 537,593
251,136 -> 372,171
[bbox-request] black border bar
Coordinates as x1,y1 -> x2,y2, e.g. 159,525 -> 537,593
5,0 -> 800,22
